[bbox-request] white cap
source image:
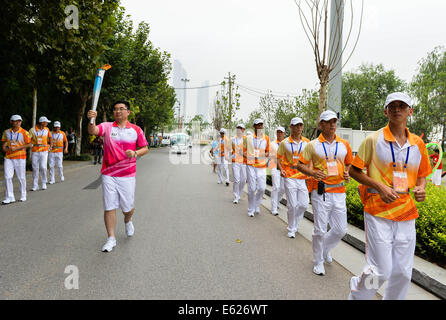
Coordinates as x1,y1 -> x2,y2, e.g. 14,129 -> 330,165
236,123 -> 245,129
54,121 -> 61,128
38,116 -> 51,123
220,128 -> 226,134
290,117 -> 303,125
10,115 -> 22,121
384,92 -> 412,109
253,118 -> 264,125
276,126 -> 286,133
319,110 -> 337,122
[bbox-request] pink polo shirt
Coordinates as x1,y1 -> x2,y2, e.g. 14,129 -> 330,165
97,121 -> 148,177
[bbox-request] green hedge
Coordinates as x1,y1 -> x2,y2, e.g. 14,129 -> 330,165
346,180 -> 446,267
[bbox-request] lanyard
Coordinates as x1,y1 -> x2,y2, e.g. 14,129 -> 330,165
36,128 -> 45,138
53,133 -> 60,142
290,141 -> 303,156
254,137 -> 262,150
9,130 -> 19,143
322,141 -> 338,161
389,142 -> 410,169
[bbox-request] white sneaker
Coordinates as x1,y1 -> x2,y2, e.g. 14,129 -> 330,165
101,237 -> 117,252
49,181 -> 55,185
287,232 -> 296,238
233,199 -> 239,204
125,221 -> 135,237
41,184 -> 47,190
19,197 -> 26,202
2,199 -> 15,205
324,252 -> 333,264
217,181 -> 222,184
313,263 -> 326,276
271,210 -> 279,216
255,208 -> 260,215
31,187 -> 38,191
61,177 -> 65,182
248,211 -> 255,217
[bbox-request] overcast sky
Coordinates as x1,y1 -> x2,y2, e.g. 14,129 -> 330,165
120,0 -> 446,121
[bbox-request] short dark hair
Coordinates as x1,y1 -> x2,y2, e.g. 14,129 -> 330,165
434,149 -> 440,153
112,100 -> 130,110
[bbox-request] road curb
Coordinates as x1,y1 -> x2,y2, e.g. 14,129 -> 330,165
264,187 -> 446,300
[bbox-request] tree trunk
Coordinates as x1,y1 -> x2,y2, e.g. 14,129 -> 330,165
318,79 -> 328,122
75,91 -> 89,156
32,87 -> 37,128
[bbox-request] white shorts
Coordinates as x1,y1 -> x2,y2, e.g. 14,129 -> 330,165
102,175 -> 136,212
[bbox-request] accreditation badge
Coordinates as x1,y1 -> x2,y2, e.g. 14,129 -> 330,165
292,152 -> 299,165
37,137 -> 43,145
327,160 -> 338,176
393,171 -> 409,193
254,149 -> 260,158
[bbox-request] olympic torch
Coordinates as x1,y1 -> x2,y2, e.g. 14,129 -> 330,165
90,64 -> 111,124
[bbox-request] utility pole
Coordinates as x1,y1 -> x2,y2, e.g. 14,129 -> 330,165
327,0 -> 344,126
224,72 -> 233,130
180,78 -> 190,128
177,100 -> 181,131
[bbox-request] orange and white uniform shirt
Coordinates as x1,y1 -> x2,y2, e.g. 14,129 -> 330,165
232,135 -> 246,164
268,140 -> 281,171
244,134 -> 270,168
29,126 -> 52,152
218,136 -> 231,162
299,134 -> 353,193
352,124 -> 432,221
50,131 -> 67,153
1,128 -> 31,160
277,136 -> 310,179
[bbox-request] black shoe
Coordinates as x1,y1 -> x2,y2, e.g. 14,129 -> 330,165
226,182 -> 229,186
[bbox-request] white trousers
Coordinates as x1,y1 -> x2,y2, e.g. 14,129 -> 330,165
4,158 -> 26,201
246,166 -> 266,213
311,190 -> 347,265
49,152 -> 64,183
232,162 -> 246,200
217,156 -> 229,183
284,178 -> 309,233
431,169 -> 442,186
32,151 -> 48,189
271,168 -> 285,212
349,213 -> 416,300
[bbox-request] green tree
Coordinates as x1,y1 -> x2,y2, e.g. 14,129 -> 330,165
341,63 -> 406,131
410,46 -> 446,149
54,0 -> 119,155
213,74 -> 241,130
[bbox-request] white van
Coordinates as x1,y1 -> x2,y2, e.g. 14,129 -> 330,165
170,133 -> 189,154
161,134 -> 171,146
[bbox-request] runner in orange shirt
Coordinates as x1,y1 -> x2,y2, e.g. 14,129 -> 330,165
244,119 -> 270,217
1,115 -> 32,204
231,124 -> 247,203
49,121 -> 68,184
29,116 -> 52,191
348,92 -> 432,300
277,117 -> 310,238
297,110 -> 353,276
217,128 -> 230,186
269,126 -> 286,216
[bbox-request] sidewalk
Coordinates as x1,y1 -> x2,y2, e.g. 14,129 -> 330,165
255,183 -> 445,300
0,160 -> 93,194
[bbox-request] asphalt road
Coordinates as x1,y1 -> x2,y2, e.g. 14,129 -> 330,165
0,147 -> 355,299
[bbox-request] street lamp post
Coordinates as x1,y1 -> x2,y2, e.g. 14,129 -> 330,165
180,78 -> 190,123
